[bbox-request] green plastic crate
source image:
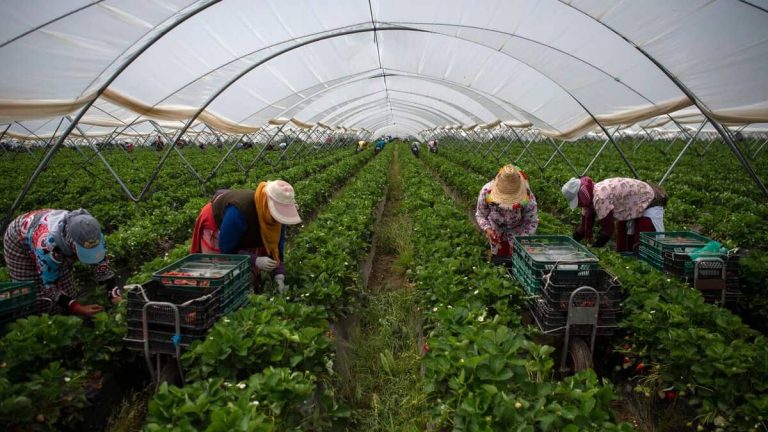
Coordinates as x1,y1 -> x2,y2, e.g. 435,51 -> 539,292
513,236 -> 599,272
511,252 -> 600,296
0,281 -> 36,314
638,244 -> 664,270
153,254 -> 250,293
639,231 -> 713,253
639,231 -> 717,272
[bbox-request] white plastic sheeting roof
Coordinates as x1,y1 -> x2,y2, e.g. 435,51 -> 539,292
1,0 -> 767,140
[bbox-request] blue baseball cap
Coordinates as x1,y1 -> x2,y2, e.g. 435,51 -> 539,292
67,211 -> 106,264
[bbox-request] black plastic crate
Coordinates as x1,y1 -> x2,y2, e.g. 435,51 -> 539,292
124,325 -> 203,354
530,302 -> 616,336
126,280 -> 222,331
663,251 -> 726,279
539,286 -> 623,313
701,288 -> 741,306
532,298 -> 618,324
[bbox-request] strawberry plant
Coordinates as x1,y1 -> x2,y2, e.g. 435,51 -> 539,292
400,145 -> 633,430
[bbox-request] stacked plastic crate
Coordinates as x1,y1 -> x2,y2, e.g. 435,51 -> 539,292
511,236 -> 623,336
124,254 -> 251,354
0,281 -> 36,333
639,232 -> 740,305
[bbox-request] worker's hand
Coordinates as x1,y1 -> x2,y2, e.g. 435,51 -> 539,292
274,274 -> 287,294
69,302 -> 104,317
485,228 -> 501,244
254,256 -> 278,271
591,233 -> 611,248
108,286 -> 122,305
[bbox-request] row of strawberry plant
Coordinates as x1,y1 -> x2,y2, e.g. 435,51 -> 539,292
143,147 -> 394,430
438,144 -> 768,334
0,310 -> 128,430
106,147 -> 361,269
0,149 -> 371,431
439,140 -> 768,249
423,150 -> 768,431
402,146 -> 632,431
0,147 -> 351,280
125,148 -> 376,284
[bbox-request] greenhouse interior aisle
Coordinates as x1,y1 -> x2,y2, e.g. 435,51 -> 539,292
1,1 -> 767,431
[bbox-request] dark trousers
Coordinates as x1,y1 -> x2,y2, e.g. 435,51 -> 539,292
616,217 -> 655,252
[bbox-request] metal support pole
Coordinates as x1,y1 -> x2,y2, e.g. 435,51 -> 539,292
751,136 -> 768,159
582,135 -> 611,177
274,126 -> 305,166
603,126 -> 639,178
206,127 -> 248,174
205,132 -> 249,182
543,137 -> 579,176
0,123 -> 10,145
509,127 -> 544,172
245,124 -> 285,173
149,121 -> 206,185
68,123 -> 142,201
659,121 -> 706,185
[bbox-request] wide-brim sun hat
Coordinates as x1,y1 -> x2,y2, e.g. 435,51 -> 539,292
265,180 -> 302,225
66,210 -> 106,264
561,177 -> 581,209
488,165 -> 529,209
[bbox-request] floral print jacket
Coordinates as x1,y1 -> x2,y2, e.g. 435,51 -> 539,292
475,181 -> 539,253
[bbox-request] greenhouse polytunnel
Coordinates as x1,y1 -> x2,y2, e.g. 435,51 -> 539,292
1,1 -> 766,431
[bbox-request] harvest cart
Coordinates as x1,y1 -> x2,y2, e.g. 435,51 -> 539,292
511,236 -> 623,373
639,231 -> 740,305
123,254 -> 251,386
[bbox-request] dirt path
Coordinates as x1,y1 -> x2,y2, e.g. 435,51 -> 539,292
342,146 -> 426,431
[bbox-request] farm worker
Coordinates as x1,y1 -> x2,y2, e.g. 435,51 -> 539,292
411,141 -> 420,157
476,165 -> 539,265
190,181 -> 302,293
357,140 -> 366,153
3,209 -> 120,317
428,140 -> 438,153
561,177 -> 667,252
374,139 -> 385,154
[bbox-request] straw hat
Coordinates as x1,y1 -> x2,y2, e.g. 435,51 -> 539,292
489,165 -> 530,208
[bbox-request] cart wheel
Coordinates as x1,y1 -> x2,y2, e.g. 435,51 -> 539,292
566,338 -> 594,373
157,355 -> 182,387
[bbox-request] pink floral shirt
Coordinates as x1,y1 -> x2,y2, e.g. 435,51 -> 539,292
593,178 -> 654,221
475,181 -> 539,253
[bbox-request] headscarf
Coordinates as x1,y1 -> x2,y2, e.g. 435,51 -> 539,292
254,182 -> 282,262
578,176 -> 595,208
